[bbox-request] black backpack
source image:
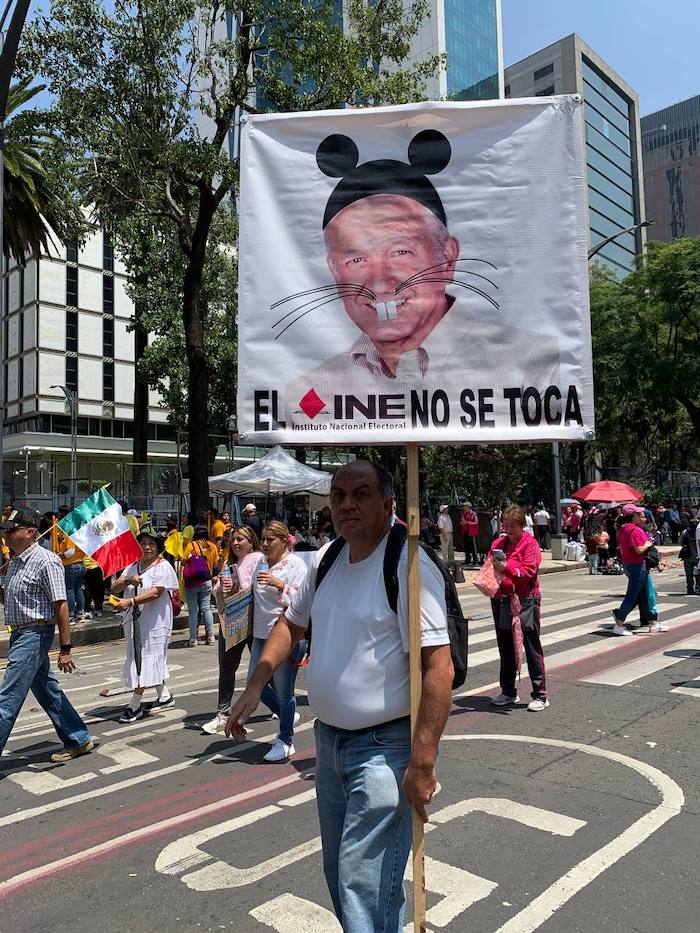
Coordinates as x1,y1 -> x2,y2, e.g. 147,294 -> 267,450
313,524 -> 469,690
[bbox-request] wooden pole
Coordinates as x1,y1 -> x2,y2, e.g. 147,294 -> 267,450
406,442 -> 426,932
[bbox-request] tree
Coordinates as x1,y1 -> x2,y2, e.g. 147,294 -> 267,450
2,79 -> 83,262
587,240 -> 700,478
20,0 -> 440,514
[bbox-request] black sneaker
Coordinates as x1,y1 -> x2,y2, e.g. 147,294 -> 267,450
118,706 -> 146,724
149,695 -> 175,710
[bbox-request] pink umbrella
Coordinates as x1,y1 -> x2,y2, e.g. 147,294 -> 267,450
571,480 -> 644,503
510,594 -> 524,677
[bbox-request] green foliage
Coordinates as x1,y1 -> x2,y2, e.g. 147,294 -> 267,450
19,0 -> 440,509
588,239 -> 700,475
3,79 -> 85,262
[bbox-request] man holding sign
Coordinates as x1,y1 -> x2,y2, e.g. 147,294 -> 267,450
227,460 -> 452,932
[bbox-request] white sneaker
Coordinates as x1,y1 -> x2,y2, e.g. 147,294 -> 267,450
201,713 -> 227,735
263,739 -> 294,762
649,622 -> 668,633
527,698 -> 550,712
491,693 -> 520,706
271,712 -> 301,725
611,624 -> 632,636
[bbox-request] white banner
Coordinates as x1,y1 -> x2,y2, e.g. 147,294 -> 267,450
237,99 -> 593,445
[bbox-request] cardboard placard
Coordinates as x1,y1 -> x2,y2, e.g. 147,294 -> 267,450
216,586 -> 253,650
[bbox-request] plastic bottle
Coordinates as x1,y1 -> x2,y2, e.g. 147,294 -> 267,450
257,556 -> 269,579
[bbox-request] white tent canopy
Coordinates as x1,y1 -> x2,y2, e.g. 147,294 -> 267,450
208,445 -> 332,496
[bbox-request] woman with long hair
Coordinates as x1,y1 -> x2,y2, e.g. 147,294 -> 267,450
489,505 -> 549,711
111,529 -> 179,723
182,525 -> 219,646
248,521 -> 309,761
201,526 -> 263,735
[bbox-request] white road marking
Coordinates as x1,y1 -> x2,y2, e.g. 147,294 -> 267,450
440,735 -> 684,933
250,894 -> 340,931
0,720 -> 315,827
582,636 -> 700,686
0,771 -> 308,898
430,798 -> 585,837
670,678 -> 700,697
403,856 -> 498,929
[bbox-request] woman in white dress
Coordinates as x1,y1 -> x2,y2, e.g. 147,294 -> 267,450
111,529 -> 179,724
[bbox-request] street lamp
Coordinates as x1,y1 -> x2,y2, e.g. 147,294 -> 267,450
50,383 -> 78,506
588,220 -> 655,261
0,0 -> 32,508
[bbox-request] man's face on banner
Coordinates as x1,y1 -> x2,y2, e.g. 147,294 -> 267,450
324,194 -> 460,347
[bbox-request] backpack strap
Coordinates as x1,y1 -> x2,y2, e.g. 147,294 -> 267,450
383,524 -> 408,613
314,536 -> 347,592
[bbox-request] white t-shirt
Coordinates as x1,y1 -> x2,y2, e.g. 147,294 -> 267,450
286,536 -> 449,730
533,509 -> 550,526
437,513 -> 453,535
252,553 -> 309,639
525,514 -> 534,535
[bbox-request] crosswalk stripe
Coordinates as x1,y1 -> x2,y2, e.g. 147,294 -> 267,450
670,678 -> 700,697
466,600 -> 686,644
582,636 -> 700,686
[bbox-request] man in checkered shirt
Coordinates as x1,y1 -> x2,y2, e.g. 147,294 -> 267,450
0,508 -> 93,762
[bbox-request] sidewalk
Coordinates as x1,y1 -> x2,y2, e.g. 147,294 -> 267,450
0,545 -> 681,659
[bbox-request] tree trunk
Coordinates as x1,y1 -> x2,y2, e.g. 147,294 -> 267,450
182,196 -> 216,517
131,296 -> 150,507
293,447 -> 307,464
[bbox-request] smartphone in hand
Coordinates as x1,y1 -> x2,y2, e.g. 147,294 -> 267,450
493,549 -> 506,561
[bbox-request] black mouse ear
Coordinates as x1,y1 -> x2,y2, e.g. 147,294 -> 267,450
316,135 -> 359,178
407,130 -> 451,174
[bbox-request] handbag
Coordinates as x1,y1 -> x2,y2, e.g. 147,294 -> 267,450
645,545 -> 660,570
472,554 -> 503,599
182,543 -> 211,589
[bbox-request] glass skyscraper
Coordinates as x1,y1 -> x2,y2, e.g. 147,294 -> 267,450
445,0 -> 501,100
505,34 -> 646,279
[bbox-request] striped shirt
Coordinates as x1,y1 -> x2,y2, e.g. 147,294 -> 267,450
1,543 -> 67,631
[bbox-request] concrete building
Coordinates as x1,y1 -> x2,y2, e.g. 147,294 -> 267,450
642,94 -> 700,242
0,230 -> 176,505
505,34 -> 646,278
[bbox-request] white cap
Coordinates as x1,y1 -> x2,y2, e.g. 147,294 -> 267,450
127,509 -> 139,516
439,504 -> 449,512
463,501 -> 472,508
243,503 -> 256,512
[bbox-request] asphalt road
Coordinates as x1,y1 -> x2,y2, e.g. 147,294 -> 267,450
1,566 -> 699,933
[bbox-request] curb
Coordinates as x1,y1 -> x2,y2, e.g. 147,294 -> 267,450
455,559 -> 587,591
0,611 -> 208,660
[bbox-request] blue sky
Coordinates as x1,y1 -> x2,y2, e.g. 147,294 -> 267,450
502,0 -> 699,116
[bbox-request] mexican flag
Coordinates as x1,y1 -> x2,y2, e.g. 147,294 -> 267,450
58,488 -> 142,576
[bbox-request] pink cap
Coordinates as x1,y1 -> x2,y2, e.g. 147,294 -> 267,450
622,504 -> 645,515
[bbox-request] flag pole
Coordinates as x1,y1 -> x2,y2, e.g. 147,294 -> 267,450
406,442 -> 426,932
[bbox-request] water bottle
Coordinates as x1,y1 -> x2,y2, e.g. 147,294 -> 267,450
257,556 -> 269,581
221,563 -> 232,593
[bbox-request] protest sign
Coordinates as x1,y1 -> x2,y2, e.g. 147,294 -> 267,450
237,97 -> 592,447
215,586 -> 253,651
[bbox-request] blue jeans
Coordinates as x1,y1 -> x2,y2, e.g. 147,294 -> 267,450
0,625 -> 92,753
314,717 -> 412,933
186,580 -> 214,640
65,562 -> 85,618
248,636 -> 304,746
617,563 -> 652,623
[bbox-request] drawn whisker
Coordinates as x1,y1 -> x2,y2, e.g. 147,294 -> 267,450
271,286 -> 374,328
274,291 -> 365,340
399,261 -> 498,292
271,283 -> 375,310
398,256 -> 497,289
399,269 -> 498,293
395,277 -> 500,310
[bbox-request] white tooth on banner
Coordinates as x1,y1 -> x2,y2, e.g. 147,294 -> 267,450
375,302 -> 388,322
386,300 -> 398,319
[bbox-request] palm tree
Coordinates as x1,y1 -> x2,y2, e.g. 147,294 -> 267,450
3,79 -> 83,263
